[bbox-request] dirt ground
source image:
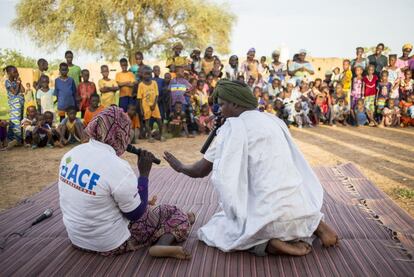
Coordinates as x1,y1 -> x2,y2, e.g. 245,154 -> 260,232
0,126 -> 413,217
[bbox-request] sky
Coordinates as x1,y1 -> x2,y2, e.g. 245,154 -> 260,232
0,0 -> 413,67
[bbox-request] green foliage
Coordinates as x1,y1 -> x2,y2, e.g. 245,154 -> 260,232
12,0 -> 236,62
0,48 -> 37,70
394,187 -> 414,200
363,46 -> 391,56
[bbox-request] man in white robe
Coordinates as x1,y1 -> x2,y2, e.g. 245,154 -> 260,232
164,80 -> 338,256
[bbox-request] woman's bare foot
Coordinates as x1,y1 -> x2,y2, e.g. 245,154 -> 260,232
149,245 -> 191,259
266,239 -> 312,256
314,221 -> 339,247
187,212 -> 196,225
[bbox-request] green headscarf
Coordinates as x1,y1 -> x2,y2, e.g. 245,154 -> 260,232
212,79 -> 257,109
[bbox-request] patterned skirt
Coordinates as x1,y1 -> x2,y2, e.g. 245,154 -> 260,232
73,204 -> 191,256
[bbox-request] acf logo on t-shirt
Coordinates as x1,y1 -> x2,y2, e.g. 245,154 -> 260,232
60,156 -> 101,196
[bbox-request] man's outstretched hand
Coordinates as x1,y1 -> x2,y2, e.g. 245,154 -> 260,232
138,150 -> 155,178
163,151 -> 184,173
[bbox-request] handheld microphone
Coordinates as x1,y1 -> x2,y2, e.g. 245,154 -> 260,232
32,208 -> 53,226
126,144 -> 161,164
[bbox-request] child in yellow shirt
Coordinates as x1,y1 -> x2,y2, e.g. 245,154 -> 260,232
137,66 -> 164,142
98,65 -> 118,107
341,59 -> 353,108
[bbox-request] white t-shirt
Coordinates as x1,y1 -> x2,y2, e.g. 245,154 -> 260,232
36,89 -> 55,113
58,139 -> 140,252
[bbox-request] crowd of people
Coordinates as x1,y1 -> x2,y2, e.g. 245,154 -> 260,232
1,42 -> 414,150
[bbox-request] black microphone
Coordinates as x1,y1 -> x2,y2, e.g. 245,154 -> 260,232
32,208 -> 53,226
126,144 -> 161,164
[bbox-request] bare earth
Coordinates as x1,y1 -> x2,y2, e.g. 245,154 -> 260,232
0,126 -> 413,217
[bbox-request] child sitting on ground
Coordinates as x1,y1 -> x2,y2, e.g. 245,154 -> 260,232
333,97 -> 350,126
265,103 -> 276,114
138,66 -> 164,142
314,86 -> 333,125
58,106 -> 85,145
380,99 -> 401,127
78,69 -> 97,118
21,106 -> 38,147
43,111 -> 62,147
31,113 -> 54,149
293,101 -> 312,128
399,94 -> 414,127
354,98 -> 376,127
126,103 -> 140,143
196,104 -> 214,134
83,94 -> 104,126
168,101 -> 192,138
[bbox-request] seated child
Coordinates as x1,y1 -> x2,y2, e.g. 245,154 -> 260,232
168,102 -> 192,138
293,101 -> 312,128
83,94 -> 104,126
20,106 -> 38,147
138,66 -> 164,142
196,104 -> 214,134
31,114 -> 54,149
399,94 -> 414,127
126,103 -> 140,143
265,103 -> 276,115
58,106 -> 85,145
314,86 -> 332,125
273,98 -> 287,122
354,98 -> 376,127
333,97 -> 350,126
380,99 -> 401,127
43,111 -> 62,147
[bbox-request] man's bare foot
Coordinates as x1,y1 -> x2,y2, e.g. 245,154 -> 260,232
187,212 -> 195,225
314,221 -> 339,247
266,239 -> 312,256
149,245 -> 191,259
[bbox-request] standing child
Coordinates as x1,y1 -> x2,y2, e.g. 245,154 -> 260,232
20,106 -> 38,147
116,58 -> 137,112
78,69 -> 97,118
190,48 -> 202,75
152,65 -> 166,121
161,72 -> 172,121
376,70 -> 392,122
350,66 -> 364,110
168,63 -> 192,110
129,51 -> 145,82
5,65 -> 25,147
126,103 -> 140,143
24,82 -> 36,111
36,75 -> 54,114
341,60 -> 353,108
98,65 -> 118,108
0,85 -> 9,149
83,94 -> 104,126
33,58 -> 49,90
363,65 -> 378,114
137,66 -> 164,142
54,63 -> 77,121
331,67 -> 341,89
58,106 -> 85,145
65,50 -> 82,87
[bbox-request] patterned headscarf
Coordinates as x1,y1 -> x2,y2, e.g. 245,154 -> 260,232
85,106 -> 131,156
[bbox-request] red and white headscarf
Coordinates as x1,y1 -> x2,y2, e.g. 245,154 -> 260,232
85,106 -> 131,156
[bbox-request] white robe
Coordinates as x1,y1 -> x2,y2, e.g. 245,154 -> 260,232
198,110 -> 324,252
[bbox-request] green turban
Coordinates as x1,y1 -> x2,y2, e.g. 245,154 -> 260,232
212,79 -> 257,109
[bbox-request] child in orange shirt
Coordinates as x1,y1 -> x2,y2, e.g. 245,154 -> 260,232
83,94 -> 104,126
116,58 -> 137,112
126,103 -> 140,144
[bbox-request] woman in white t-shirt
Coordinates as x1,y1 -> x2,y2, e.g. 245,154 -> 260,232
58,107 -> 194,259
224,55 -> 239,81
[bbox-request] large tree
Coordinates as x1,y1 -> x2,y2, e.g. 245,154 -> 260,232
12,0 -> 235,61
